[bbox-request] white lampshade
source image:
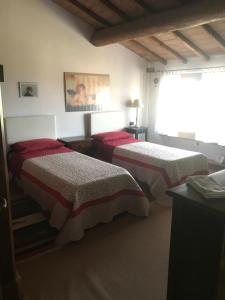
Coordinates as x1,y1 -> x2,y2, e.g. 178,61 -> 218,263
132,99 -> 143,108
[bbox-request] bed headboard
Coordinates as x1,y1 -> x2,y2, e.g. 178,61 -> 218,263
5,115 -> 56,145
90,111 -> 126,135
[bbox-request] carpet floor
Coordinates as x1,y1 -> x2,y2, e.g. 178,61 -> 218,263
18,203 -> 172,300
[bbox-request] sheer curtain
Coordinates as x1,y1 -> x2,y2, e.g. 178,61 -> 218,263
155,70 -> 225,146
142,71 -> 163,142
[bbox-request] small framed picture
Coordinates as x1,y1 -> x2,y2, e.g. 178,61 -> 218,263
19,82 -> 38,98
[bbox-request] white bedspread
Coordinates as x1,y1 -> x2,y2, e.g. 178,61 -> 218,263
20,152 -> 149,244
113,142 -> 208,199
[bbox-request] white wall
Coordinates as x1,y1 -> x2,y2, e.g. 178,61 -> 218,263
146,56 -> 225,162
0,0 -> 146,137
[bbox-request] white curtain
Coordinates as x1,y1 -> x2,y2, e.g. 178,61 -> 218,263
155,70 -> 225,146
142,71 -> 163,141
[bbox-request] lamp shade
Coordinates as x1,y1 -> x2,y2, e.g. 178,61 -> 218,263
132,99 -> 143,108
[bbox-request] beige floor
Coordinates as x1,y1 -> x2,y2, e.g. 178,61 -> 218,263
18,203 -> 172,300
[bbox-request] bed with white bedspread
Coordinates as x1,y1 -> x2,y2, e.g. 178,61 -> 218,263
6,115 -> 149,245
17,150 -> 149,244
113,141 -> 208,199
90,111 -> 209,203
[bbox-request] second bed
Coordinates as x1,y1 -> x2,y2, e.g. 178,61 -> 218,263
90,112 -> 209,202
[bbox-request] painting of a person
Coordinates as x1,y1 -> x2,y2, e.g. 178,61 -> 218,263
64,72 -> 110,111
74,83 -> 88,105
24,86 -> 33,97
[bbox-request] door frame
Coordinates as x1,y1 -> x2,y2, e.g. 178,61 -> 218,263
0,65 -> 22,300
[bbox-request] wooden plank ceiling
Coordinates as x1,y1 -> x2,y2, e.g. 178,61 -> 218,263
53,0 -> 225,64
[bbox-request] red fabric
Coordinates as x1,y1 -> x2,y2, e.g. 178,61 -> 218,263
93,138 -> 142,162
21,167 -> 145,218
92,131 -> 132,142
9,146 -> 72,177
11,138 -> 63,153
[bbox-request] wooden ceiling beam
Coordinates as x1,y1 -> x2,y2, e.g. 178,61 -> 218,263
68,0 -> 111,27
150,36 -> 187,63
133,0 -> 155,13
134,0 -> 201,63
67,0 -> 165,64
202,24 -> 225,49
125,40 -> 167,64
91,0 -> 225,46
98,0 -> 131,21
134,0 -> 187,63
98,0 -> 167,64
179,0 -> 225,50
173,31 -> 210,60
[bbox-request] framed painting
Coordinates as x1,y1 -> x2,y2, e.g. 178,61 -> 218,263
64,72 -> 110,112
19,82 -> 38,98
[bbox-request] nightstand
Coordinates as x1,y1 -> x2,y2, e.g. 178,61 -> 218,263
124,126 -> 148,141
58,136 -> 93,155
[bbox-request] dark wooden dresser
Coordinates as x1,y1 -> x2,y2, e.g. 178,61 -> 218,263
58,136 -> 93,155
167,182 -> 225,300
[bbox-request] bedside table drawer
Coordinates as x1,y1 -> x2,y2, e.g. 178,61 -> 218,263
69,140 -> 92,153
58,136 -> 93,155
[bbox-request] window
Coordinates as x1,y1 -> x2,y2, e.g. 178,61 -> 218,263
155,70 -> 225,146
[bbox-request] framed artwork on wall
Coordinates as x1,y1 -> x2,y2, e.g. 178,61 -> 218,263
64,72 -> 110,112
19,82 -> 38,98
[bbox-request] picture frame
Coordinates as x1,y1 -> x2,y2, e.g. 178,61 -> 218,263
19,82 -> 38,98
64,72 -> 110,112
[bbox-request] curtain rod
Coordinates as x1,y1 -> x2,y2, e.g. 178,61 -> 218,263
146,65 -> 225,73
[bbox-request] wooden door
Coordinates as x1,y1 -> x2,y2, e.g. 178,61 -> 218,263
0,65 -> 21,300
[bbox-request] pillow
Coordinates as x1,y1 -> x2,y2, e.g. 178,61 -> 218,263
92,131 -> 132,142
11,138 -> 64,153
